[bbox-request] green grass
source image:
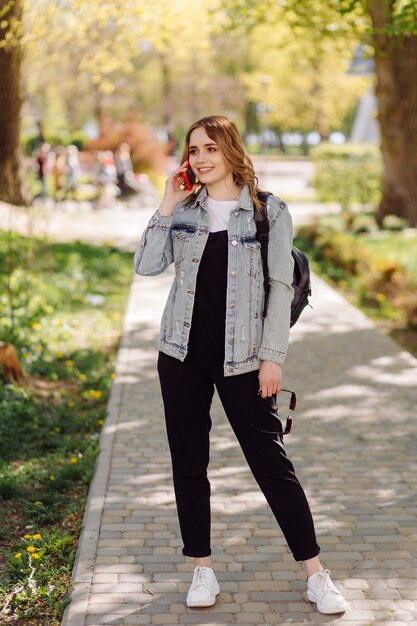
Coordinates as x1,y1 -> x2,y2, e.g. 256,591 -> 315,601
0,229 -> 133,624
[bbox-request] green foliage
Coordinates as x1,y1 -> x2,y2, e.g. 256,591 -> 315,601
283,0 -> 417,37
310,143 -> 383,223
0,230 -> 132,623
23,131 -> 88,155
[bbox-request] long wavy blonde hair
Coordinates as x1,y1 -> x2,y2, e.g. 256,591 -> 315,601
181,116 -> 262,211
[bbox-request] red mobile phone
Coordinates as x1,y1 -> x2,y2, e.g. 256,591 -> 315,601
181,162 -> 196,191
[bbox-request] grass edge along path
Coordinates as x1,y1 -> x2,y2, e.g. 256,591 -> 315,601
0,230 -> 133,626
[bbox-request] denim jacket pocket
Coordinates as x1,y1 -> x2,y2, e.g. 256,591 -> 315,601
171,224 -> 196,267
242,238 -> 262,279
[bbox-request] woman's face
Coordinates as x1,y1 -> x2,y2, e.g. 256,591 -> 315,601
188,127 -> 231,188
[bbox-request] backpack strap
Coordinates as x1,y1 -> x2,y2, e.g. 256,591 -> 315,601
255,191 -> 272,317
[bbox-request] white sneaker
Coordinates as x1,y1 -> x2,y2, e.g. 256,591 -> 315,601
186,566 -> 220,608
307,568 -> 348,614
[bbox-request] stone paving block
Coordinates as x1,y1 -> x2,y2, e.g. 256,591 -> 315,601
89,593 -> 152,605
236,614 -> 264,623
87,604 -> 150,615
150,615 -> 179,624
95,556 -> 120,565
169,603 -> 187,615
145,583 -> 179,594
368,589 -> 402,599
123,617 -> 152,625
401,590 -> 417,600
96,564 -> 141,573
397,599 -> 417,610
85,615 -> 125,625
92,573 -> 119,584
119,573 -> 151,583
91,583 -> 145,594
180,614 -> 236,624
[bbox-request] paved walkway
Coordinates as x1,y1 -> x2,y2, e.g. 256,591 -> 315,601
61,239 -> 417,625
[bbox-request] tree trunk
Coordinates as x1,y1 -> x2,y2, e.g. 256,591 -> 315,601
368,0 -> 417,226
160,54 -> 172,129
0,0 -> 26,206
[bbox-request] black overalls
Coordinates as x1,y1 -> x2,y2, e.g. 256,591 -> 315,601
157,230 -> 320,561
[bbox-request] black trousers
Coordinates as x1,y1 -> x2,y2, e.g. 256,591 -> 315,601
157,334 -> 320,562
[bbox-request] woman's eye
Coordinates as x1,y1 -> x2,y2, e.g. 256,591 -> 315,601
189,149 -> 197,155
208,147 -> 216,152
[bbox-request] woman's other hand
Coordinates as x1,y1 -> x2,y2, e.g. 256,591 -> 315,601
158,161 -> 197,216
258,360 -> 282,398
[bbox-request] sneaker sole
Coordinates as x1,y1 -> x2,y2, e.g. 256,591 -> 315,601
186,585 -> 220,608
307,591 -> 348,614
186,597 -> 216,608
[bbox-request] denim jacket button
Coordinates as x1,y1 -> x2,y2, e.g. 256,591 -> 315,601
228,338 -> 234,345
231,240 -> 238,246
229,303 -> 235,309
231,271 -> 236,277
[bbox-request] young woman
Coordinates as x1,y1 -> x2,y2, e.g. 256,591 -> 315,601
134,116 -> 347,615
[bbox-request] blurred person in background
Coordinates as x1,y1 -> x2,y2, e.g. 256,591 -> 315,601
52,147 -> 66,200
115,142 -> 134,198
34,143 -> 50,198
64,145 -> 82,200
94,150 -> 117,209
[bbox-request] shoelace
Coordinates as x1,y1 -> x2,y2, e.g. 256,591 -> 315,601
315,569 -> 339,596
193,566 -> 212,590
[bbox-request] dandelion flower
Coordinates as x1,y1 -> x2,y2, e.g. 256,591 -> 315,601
79,374 -> 87,382
27,546 -> 37,553
111,373 -> 116,379
89,389 -> 102,399
49,475 -> 55,481
376,293 -> 386,302
24,534 -> 32,539
14,553 -> 22,559
32,553 -> 41,560
35,501 -> 43,506
68,401 -> 75,408
98,419 -> 104,426
32,534 -> 42,540
65,360 -> 73,367
56,352 -> 64,359
70,457 -> 78,464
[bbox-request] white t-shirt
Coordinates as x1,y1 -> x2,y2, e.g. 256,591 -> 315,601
206,197 -> 239,232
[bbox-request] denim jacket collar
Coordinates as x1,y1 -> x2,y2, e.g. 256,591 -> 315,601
189,184 -> 253,211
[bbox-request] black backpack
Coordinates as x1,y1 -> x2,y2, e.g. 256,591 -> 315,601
254,191 -> 312,327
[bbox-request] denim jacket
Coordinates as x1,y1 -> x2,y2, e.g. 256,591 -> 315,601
134,185 -> 294,377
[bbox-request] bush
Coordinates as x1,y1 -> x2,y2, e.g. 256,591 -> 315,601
23,131 -> 88,155
295,220 -> 417,328
310,143 -> 383,228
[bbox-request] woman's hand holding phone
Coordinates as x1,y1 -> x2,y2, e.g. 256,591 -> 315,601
158,161 -> 197,217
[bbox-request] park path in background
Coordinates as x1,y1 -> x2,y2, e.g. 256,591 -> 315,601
60,184 -> 417,623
